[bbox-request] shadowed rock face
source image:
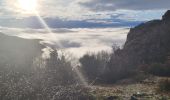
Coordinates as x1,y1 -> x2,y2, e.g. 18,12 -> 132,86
123,10 -> 170,65
0,33 -> 43,67
108,10 -> 170,78
162,10 -> 170,20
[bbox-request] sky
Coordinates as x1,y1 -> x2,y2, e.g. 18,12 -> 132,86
0,0 -> 169,57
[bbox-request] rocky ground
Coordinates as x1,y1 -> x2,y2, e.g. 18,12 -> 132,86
88,76 -> 170,100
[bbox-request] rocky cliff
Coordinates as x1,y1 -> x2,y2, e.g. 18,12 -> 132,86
108,10 -> 170,81
124,10 -> 170,65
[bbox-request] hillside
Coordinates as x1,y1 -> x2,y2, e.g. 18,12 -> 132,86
87,10 -> 170,100
0,33 -> 43,67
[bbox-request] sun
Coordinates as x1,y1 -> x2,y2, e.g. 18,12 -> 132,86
18,0 -> 37,11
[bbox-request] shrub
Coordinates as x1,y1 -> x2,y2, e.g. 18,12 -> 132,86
148,63 -> 170,76
79,51 -> 111,83
0,49 -> 80,100
45,50 -> 77,86
45,85 -> 94,100
158,79 -> 170,92
132,72 -> 148,82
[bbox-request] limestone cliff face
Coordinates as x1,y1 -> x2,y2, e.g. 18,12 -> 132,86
108,10 -> 170,78
0,33 -> 43,67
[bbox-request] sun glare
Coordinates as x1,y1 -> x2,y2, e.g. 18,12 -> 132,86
18,0 -> 37,11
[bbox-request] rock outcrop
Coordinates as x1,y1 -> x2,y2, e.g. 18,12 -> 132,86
107,10 -> 170,81
124,10 -> 170,65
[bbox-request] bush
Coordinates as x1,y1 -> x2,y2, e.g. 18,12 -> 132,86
79,51 -> 111,83
0,49 -> 81,100
158,79 -> 170,92
45,85 -> 94,100
148,63 -> 170,76
132,72 -> 148,82
45,50 -> 77,86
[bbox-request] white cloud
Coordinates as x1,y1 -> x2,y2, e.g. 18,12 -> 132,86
0,0 -> 168,57
79,0 -> 170,11
0,0 -> 167,21
2,0 -> 89,19
0,26 -> 129,57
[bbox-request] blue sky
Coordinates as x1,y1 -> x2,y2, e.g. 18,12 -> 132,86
0,0 -> 169,57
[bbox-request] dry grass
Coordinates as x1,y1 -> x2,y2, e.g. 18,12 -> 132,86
88,76 -> 170,100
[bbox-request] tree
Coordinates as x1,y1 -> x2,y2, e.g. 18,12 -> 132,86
45,49 -> 76,86
79,51 -> 110,83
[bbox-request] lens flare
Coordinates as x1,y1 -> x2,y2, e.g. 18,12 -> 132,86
16,0 -> 89,87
